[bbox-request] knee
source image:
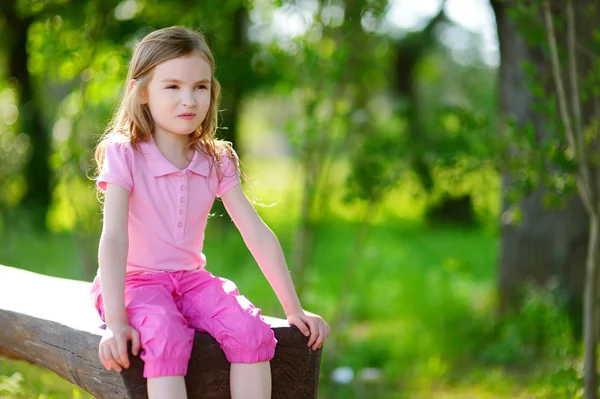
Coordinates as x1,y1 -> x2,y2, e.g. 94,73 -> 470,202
246,316 -> 277,349
219,316 -> 277,363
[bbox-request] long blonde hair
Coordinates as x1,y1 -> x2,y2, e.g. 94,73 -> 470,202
94,26 -> 231,179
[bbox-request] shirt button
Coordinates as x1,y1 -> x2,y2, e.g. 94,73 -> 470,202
179,209 -> 184,215
180,175 -> 185,180
180,197 -> 185,203
181,185 -> 186,191
177,222 -> 182,228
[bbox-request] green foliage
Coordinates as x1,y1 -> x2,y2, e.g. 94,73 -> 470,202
480,282 -> 576,366
344,109 -> 406,202
0,0 -> 503,236
531,362 -> 585,399
506,2 -> 546,46
500,3 -> 600,214
0,86 -> 27,215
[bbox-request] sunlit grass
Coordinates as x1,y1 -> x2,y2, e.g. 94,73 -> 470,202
0,360 -> 92,399
0,227 -> 85,280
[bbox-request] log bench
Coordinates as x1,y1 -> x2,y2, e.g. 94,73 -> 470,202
0,264 -> 322,398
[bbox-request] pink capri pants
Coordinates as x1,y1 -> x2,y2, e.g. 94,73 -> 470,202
91,269 -> 277,378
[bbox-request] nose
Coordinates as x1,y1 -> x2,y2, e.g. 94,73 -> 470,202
180,90 -> 196,107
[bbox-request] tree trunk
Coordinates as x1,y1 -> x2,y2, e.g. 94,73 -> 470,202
491,0 -> 594,329
392,7 -> 447,192
216,6 -> 249,150
4,2 -> 52,227
584,215 -> 600,397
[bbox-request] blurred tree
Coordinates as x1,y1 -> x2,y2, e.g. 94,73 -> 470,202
277,0 -> 391,298
491,0 -> 598,335
216,5 -> 251,148
539,0 -> 600,394
1,0 -> 53,227
391,1 -> 448,193
0,0 -> 123,229
0,0 -> 273,231
389,3 -> 497,227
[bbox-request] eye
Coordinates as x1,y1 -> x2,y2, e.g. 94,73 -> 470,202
166,85 -> 178,89
195,84 -> 208,90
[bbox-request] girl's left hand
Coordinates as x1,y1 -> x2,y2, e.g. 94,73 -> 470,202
287,310 -> 330,351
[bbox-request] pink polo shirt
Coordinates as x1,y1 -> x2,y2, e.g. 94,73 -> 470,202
97,137 -> 240,274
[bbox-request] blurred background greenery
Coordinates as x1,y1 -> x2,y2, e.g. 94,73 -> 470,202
1,0 -> 598,398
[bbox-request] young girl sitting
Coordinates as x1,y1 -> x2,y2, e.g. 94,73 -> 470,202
91,25 -> 330,399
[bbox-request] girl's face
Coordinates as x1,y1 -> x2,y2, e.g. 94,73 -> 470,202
143,52 -> 211,138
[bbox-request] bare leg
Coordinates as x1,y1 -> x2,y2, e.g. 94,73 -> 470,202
147,376 -> 187,399
230,362 -> 271,399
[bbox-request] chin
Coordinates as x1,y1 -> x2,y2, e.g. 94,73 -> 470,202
167,126 -> 201,136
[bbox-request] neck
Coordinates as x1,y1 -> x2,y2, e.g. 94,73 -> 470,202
152,129 -> 194,170
153,130 -> 190,158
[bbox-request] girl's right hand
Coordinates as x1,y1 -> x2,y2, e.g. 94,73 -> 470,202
99,322 -> 141,372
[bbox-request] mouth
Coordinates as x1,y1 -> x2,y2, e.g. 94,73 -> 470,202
178,113 -> 196,120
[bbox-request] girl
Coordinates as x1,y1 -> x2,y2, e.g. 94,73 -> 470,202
91,26 -> 329,399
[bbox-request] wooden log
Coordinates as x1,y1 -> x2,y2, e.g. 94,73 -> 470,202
0,265 -> 321,398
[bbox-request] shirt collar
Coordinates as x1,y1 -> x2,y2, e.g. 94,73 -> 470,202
139,137 -> 211,177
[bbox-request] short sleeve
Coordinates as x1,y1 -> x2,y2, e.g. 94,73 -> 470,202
216,145 -> 240,197
97,142 -> 133,192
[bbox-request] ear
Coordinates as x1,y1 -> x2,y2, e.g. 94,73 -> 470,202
128,78 -> 137,92
129,79 -> 148,104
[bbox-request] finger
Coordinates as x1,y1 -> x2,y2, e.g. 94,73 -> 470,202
308,324 -> 320,348
304,319 -> 320,347
290,318 -> 311,338
317,322 -> 331,349
320,322 -> 330,341
313,327 -> 326,350
131,329 -> 141,357
317,322 -> 331,347
103,345 -> 120,372
116,335 -> 130,369
99,346 -> 110,370
108,344 -> 123,372
108,358 -> 122,372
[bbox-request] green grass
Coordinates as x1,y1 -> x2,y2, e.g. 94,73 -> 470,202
0,163 -> 580,398
0,360 -> 91,399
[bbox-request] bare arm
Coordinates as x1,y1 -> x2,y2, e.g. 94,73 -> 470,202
222,185 -> 330,350
221,185 -> 302,315
98,183 -> 130,326
97,183 -> 140,372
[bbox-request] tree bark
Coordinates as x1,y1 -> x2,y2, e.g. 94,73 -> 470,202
583,216 -> 600,397
491,0 -> 595,330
